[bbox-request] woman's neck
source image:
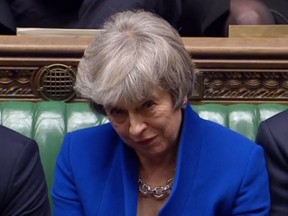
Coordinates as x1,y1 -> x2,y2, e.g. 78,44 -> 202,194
137,146 -> 178,186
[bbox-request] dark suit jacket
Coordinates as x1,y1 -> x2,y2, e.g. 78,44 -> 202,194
261,0 -> 288,23
0,125 -> 50,215
0,0 -> 229,36
73,0 -> 229,36
0,0 -> 15,34
256,110 -> 288,216
0,0 -> 82,34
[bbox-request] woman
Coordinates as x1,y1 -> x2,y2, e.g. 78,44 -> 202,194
52,10 -> 270,215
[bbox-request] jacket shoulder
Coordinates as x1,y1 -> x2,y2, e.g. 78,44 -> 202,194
63,123 -> 121,156
202,119 -> 257,147
0,125 -> 35,149
262,109 -> 288,128
67,123 -> 118,144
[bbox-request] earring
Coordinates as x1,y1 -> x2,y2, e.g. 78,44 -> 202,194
181,101 -> 187,109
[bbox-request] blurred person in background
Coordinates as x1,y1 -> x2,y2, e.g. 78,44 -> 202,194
0,0 -> 281,37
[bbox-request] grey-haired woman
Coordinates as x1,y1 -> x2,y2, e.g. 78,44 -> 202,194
52,10 -> 270,216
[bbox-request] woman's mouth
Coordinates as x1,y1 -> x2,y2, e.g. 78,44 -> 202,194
135,136 -> 156,146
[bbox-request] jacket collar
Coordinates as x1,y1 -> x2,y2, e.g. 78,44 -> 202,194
160,105 -> 203,215
118,105 -> 204,215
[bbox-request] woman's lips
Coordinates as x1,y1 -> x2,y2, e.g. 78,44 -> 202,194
135,136 -> 156,145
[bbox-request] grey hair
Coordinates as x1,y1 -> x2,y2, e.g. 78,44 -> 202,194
75,10 -> 197,115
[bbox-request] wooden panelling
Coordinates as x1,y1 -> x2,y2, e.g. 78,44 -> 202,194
0,35 -> 287,103
229,25 -> 288,38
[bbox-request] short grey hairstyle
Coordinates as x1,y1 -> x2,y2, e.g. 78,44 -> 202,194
75,10 -> 197,115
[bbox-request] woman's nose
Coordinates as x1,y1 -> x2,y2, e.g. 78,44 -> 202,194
129,114 -> 147,136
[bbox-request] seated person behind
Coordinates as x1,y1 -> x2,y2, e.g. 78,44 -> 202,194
0,0 -> 82,35
0,125 -> 50,215
0,0 -> 281,36
228,0 -> 275,25
52,10 -> 270,215
256,109 -> 288,216
0,0 -> 226,36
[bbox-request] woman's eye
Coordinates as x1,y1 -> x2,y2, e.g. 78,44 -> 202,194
143,101 -> 155,109
110,107 -> 124,115
108,107 -> 128,124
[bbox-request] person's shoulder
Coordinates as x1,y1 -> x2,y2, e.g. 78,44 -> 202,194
68,123 -> 116,139
0,125 -> 38,175
59,123 -> 121,171
257,109 -> 288,143
202,119 -> 257,151
198,119 -> 264,171
64,123 -> 120,150
262,109 -> 288,126
0,125 -> 34,147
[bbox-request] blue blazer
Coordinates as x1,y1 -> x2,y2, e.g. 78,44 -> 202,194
52,105 -> 270,215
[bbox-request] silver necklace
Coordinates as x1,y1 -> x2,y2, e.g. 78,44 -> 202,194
138,177 -> 174,200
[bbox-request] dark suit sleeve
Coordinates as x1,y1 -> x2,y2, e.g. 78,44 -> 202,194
2,139 -> 50,216
0,0 -> 16,34
256,120 -> 288,215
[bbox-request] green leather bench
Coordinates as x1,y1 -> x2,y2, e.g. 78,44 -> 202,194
1,101 -> 287,207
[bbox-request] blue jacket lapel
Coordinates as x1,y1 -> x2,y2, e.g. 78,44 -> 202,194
160,106 -> 203,215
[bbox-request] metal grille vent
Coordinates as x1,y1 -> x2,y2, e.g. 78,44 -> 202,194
33,64 -> 76,101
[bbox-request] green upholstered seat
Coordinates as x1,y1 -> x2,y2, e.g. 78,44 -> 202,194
0,101 -> 287,208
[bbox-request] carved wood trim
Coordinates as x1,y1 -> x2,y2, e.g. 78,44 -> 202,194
0,67 -> 37,99
201,69 -> 288,100
0,36 -> 288,103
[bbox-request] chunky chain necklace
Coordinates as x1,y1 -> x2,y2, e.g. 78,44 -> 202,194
138,177 -> 174,200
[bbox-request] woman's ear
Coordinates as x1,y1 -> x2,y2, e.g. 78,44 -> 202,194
180,96 -> 188,109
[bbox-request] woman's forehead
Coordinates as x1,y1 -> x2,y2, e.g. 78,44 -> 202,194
104,87 -> 169,108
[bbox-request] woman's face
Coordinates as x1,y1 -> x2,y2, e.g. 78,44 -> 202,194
105,89 -> 184,159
